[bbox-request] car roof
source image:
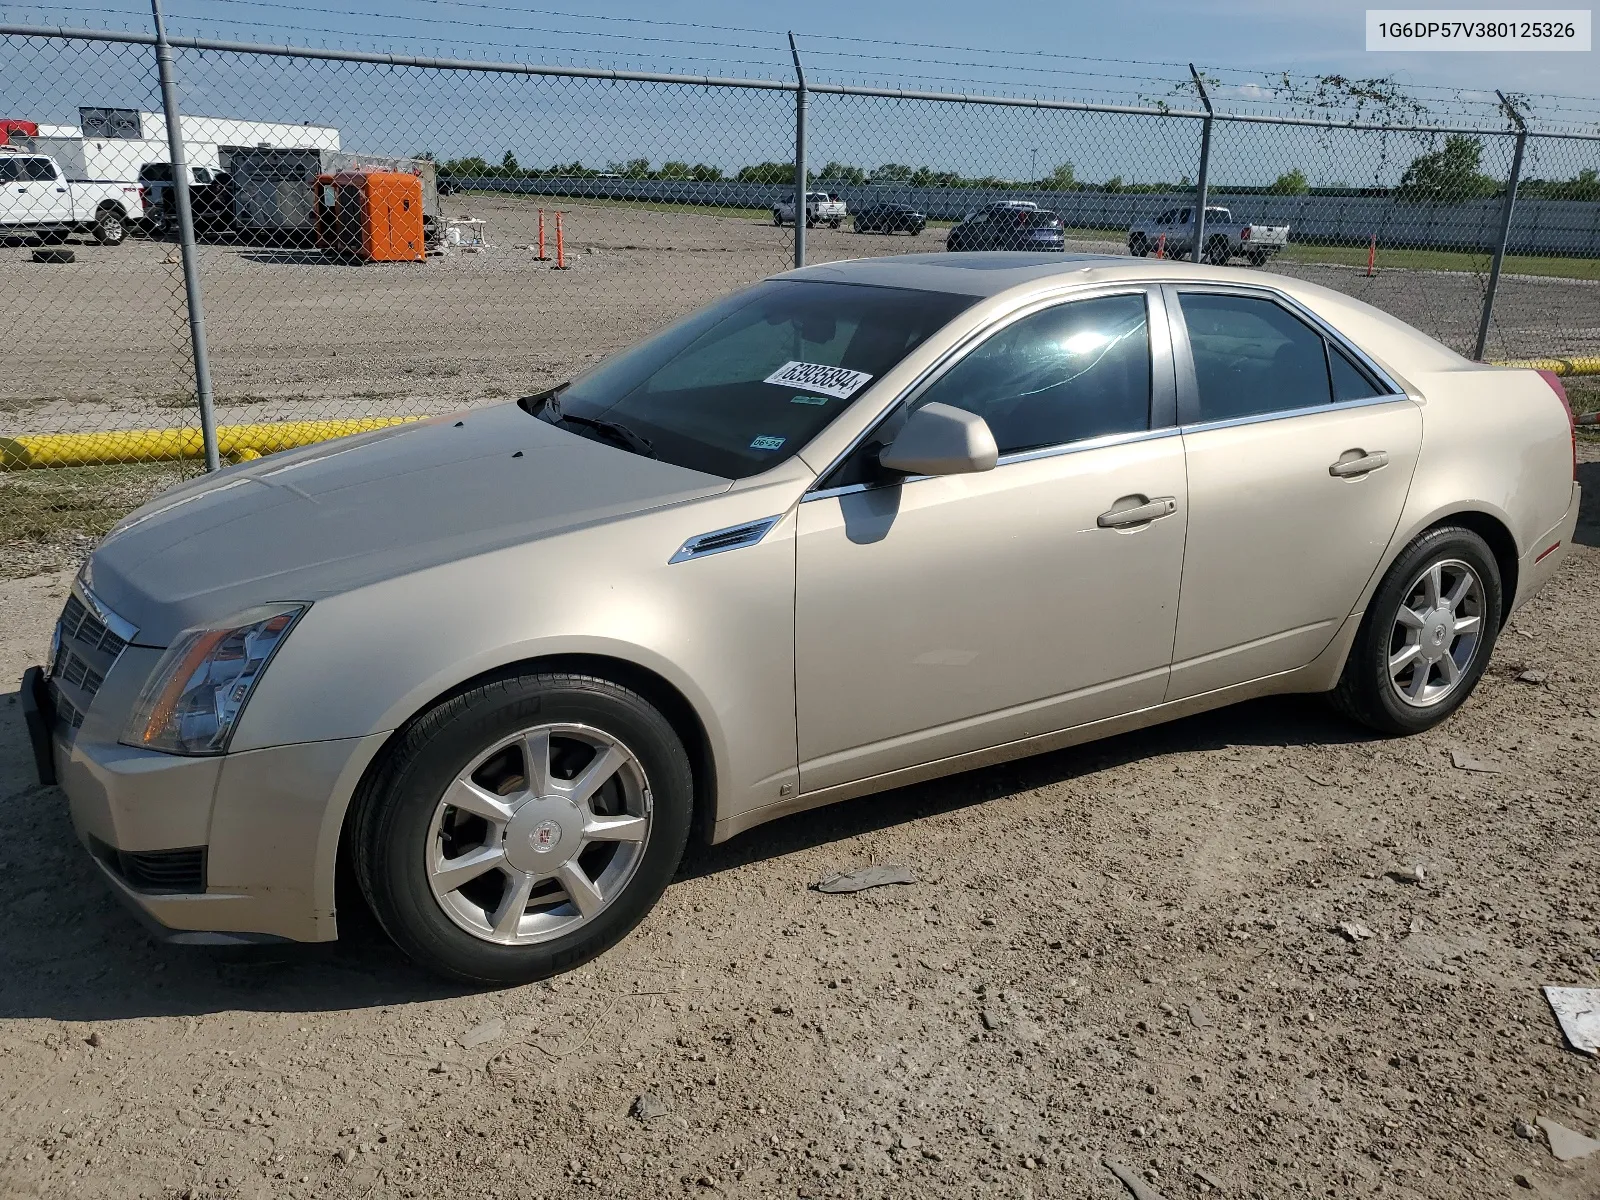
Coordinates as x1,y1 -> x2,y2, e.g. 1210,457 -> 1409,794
775,253 -> 1468,372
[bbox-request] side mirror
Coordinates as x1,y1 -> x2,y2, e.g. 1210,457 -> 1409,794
879,402 -> 999,476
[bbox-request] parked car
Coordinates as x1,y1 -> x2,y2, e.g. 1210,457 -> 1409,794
137,162 -> 234,234
853,203 -> 926,235
0,148 -> 139,244
946,202 -> 1065,251
23,254 -> 1579,985
772,190 -> 847,228
1128,205 -> 1290,266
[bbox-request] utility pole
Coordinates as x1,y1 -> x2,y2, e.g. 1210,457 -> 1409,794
1189,63 -> 1213,265
789,32 -> 807,269
1473,90 -> 1527,361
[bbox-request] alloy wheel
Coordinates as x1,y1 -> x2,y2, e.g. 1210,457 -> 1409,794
1387,558 -> 1484,708
424,722 -> 653,945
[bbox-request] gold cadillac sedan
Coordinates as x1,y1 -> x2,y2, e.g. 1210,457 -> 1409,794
21,253 -> 1581,983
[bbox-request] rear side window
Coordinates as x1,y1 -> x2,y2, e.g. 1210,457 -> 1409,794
140,163 -> 172,182
1328,343 -> 1385,402
1179,293 -> 1332,421
0,159 -> 19,183
909,293 -> 1152,456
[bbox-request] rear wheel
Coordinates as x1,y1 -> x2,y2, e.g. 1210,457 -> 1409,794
772,211 -> 782,226
1204,235 -> 1230,265
354,672 -> 694,984
1247,249 -> 1269,267
1128,234 -> 1148,257
1330,526 -> 1502,735
93,205 -> 126,246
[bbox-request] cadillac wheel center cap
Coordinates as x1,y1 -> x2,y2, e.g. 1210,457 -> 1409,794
529,819 -> 563,853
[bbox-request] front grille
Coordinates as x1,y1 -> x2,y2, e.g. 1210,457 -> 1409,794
48,587 -> 134,745
90,837 -> 206,894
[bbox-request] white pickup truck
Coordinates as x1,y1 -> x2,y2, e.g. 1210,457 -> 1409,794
772,190 -> 848,228
0,149 -> 141,245
1127,205 -> 1289,266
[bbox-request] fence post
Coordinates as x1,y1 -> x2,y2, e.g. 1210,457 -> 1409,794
1189,64 -> 1213,264
1473,90 -> 1527,361
150,0 -> 220,471
789,32 -> 807,269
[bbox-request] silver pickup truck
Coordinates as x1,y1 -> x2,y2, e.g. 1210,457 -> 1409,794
1127,205 -> 1289,266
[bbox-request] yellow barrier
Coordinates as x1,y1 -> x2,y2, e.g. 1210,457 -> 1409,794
1488,356 -> 1600,377
0,417 -> 422,471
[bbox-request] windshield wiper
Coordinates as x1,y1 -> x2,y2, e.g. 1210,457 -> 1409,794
521,384 -> 655,458
552,411 -> 656,458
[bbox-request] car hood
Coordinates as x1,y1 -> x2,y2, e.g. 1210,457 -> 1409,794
86,403 -> 730,645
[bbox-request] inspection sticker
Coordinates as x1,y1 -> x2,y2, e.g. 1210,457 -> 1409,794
750,435 -> 786,451
790,394 -> 830,406
763,361 -> 873,400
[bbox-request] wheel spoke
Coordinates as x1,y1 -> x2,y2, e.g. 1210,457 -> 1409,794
490,870 -> 536,938
561,743 -> 628,808
520,729 -> 552,797
1444,572 -> 1474,611
584,813 -> 648,844
1438,651 -> 1461,685
442,777 -> 517,824
557,861 -> 605,917
1422,563 -> 1444,609
1453,614 -> 1481,636
1394,606 -> 1426,631
1406,663 -> 1431,699
431,844 -> 506,894
1388,643 -> 1422,677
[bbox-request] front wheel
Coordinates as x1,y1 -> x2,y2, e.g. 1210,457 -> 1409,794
1246,249 -> 1269,267
93,206 -> 126,246
1128,235 -> 1148,257
828,218 -> 840,229
354,672 -> 694,984
772,211 -> 782,226
1204,236 -> 1230,265
1329,526 -> 1502,735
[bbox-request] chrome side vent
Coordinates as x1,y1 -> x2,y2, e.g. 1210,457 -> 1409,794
669,516 -> 781,564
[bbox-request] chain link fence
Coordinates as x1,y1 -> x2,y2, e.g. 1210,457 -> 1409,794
2,24 -> 1599,575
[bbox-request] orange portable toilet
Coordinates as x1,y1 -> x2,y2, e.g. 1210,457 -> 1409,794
314,170 -> 424,262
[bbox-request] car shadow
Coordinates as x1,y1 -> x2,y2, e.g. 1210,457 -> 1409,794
1574,459 -> 1600,547
0,686 -> 1370,1020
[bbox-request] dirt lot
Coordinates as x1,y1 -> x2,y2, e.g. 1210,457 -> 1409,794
0,450 -> 1598,1200
3,194 -> 1597,437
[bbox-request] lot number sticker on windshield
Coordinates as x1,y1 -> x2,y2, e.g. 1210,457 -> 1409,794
750,435 -> 786,451
763,361 -> 873,400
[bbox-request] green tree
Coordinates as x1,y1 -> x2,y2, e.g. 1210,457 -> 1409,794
500,150 -> 520,175
622,157 -> 652,179
871,163 -> 914,182
1048,162 -> 1076,188
736,161 -> 795,184
690,163 -> 723,182
658,161 -> 692,179
1268,168 -> 1309,195
1102,175 -> 1123,193
1396,135 -> 1499,202
817,162 -> 867,185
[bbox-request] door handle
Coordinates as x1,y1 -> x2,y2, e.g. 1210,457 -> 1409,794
1328,450 -> 1389,478
55,187 -> 66,193
1097,495 -> 1177,529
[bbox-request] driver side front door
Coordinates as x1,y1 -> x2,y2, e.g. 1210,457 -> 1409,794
793,288 -> 1187,793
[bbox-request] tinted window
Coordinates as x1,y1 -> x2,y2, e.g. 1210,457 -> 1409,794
908,293 -> 1151,456
21,158 -> 56,181
0,159 -> 17,183
140,163 -> 172,182
193,167 -> 212,184
539,280 -> 976,480
1179,293 -> 1332,421
1329,343 -> 1385,402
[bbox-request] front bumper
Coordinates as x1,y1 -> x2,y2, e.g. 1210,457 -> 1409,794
26,653 -> 388,944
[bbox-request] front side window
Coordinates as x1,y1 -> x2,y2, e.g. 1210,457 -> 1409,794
21,158 -> 56,182
532,280 -> 977,479
907,293 -> 1152,456
0,159 -> 21,183
1179,293 -> 1334,422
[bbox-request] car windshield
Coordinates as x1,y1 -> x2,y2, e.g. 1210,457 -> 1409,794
527,279 -> 977,479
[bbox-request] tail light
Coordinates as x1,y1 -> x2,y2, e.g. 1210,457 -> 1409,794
1240,226 -> 1251,241
1537,368 -> 1576,482
1016,212 -> 1028,226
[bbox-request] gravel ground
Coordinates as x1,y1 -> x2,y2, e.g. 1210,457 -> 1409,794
2,194 -> 1597,437
0,454 -> 1597,1200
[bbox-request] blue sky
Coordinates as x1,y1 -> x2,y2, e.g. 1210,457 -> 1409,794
1,1 -> 1595,184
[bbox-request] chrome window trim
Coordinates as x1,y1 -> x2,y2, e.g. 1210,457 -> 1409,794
804,283 -> 1173,498
667,515 -> 781,564
1179,391 -> 1412,436
804,426 -> 1182,502
1164,280 -> 1406,402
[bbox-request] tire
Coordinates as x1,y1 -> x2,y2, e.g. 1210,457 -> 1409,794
39,230 -> 69,246
1129,235 -> 1147,258
1329,525 -> 1502,736
353,671 -> 694,985
828,218 -> 840,229
772,211 -> 782,226
93,206 -> 126,246
1247,250 -> 1269,267
1204,236 -> 1230,265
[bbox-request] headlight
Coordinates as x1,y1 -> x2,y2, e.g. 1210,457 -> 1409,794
121,603 -> 306,755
